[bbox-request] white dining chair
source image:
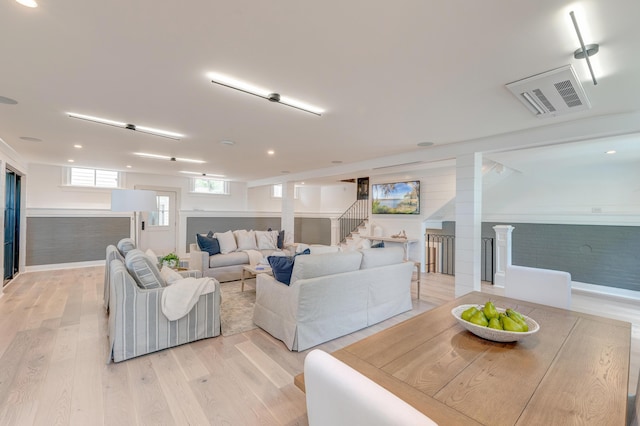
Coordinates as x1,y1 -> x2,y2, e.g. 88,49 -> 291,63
304,349 -> 438,426
504,265 -> 572,309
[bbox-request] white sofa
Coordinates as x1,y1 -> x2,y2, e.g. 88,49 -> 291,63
253,246 -> 414,351
189,229 -> 293,282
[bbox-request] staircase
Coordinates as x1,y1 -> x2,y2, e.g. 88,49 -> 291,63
338,199 -> 368,244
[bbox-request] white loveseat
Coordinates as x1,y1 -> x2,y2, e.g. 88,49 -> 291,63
253,246 -> 414,351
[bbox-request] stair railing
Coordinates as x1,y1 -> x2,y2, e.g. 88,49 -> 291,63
338,199 -> 368,243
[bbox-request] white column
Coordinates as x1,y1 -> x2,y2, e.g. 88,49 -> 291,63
493,225 -> 514,288
281,181 -> 295,243
454,153 -> 483,297
330,218 -> 339,245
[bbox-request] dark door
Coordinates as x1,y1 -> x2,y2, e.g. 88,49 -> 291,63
4,170 -> 21,283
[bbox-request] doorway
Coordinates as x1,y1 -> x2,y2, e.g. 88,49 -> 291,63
4,169 -> 21,284
138,188 -> 178,256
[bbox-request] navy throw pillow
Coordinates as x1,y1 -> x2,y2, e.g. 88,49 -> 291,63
277,230 -> 285,249
196,233 -> 221,256
371,241 -> 385,248
267,248 -> 310,285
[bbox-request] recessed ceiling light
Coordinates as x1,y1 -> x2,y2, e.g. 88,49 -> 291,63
67,112 -> 184,140
220,140 -> 235,146
267,150 -> 275,155
126,165 -> 132,168
417,142 -> 434,147
134,152 -> 205,164
331,160 -> 343,164
179,171 -> 225,178
605,150 -> 616,154
16,0 -> 37,7
67,159 -> 74,163
19,136 -> 42,142
74,144 -> 83,149
0,96 -> 18,105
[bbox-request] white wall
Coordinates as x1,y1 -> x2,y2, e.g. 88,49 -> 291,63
25,164 -> 358,262
483,161 -> 640,225
26,164 -> 248,212
247,182 -> 355,214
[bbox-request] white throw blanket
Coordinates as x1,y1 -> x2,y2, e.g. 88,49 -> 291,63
243,249 -> 264,267
161,277 -> 217,321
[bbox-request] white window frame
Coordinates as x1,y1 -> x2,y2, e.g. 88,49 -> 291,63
64,167 -> 121,189
148,195 -> 170,227
190,177 -> 229,195
272,184 -> 300,199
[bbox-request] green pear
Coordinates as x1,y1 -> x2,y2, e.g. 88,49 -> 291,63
469,310 -> 489,327
488,317 -> 503,330
483,301 -> 499,320
506,309 -> 529,332
500,313 -> 524,332
461,306 -> 479,321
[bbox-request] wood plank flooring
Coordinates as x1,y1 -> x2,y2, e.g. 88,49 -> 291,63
0,267 -> 637,425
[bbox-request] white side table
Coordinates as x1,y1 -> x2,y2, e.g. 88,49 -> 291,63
241,265 -> 273,291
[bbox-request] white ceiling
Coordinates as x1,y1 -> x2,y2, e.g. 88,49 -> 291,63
1,0 -> 639,185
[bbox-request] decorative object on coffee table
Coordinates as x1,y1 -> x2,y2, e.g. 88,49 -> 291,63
161,252 -> 180,269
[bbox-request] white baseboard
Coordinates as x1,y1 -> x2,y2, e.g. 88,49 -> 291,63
25,260 -> 104,273
572,281 -> 640,302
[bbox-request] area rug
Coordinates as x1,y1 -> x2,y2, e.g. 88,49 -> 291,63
219,280 -> 258,336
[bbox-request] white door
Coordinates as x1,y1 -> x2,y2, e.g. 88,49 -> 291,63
138,190 -> 177,256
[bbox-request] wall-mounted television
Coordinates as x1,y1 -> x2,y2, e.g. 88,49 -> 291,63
372,180 -> 420,214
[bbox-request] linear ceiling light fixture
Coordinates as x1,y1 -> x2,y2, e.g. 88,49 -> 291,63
208,72 -> 325,116
67,112 -> 184,140
134,152 -> 205,163
16,0 -> 37,7
569,11 -> 599,86
179,171 -> 225,178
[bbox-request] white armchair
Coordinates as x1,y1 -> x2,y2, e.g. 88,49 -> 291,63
304,349 -> 437,426
505,265 -> 571,309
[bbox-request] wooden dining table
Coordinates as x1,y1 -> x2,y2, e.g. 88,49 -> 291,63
295,291 -> 631,425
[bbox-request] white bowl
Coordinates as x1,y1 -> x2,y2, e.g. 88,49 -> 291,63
451,304 -> 540,343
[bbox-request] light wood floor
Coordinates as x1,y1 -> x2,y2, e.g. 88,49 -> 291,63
0,267 -> 637,425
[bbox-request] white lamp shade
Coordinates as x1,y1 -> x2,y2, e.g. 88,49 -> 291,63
111,189 -> 157,212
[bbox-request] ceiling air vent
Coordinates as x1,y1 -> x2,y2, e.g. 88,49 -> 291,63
505,65 -> 591,118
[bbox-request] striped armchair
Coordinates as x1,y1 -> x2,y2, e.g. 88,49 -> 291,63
104,245 -> 124,311
107,258 -> 221,363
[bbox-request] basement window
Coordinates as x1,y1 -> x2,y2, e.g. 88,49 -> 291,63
272,184 -> 300,199
191,178 -> 229,195
67,167 -> 119,188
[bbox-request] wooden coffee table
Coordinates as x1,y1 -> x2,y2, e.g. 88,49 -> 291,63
241,265 -> 272,291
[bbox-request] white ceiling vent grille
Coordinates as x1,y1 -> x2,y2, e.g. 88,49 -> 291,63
506,65 -> 591,118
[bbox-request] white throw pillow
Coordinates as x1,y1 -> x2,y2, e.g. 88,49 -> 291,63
234,229 -> 258,250
215,230 -> 237,254
256,230 -> 277,250
145,248 -> 159,265
358,239 -> 372,249
160,265 -> 183,284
